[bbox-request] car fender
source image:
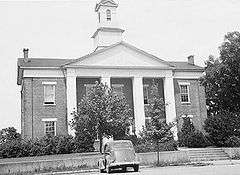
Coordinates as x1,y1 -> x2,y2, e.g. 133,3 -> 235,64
98,158 -> 105,170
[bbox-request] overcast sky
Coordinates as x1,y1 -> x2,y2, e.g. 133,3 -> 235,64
0,0 -> 239,132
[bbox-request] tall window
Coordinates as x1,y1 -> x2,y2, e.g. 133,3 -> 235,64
84,84 -> 95,96
43,82 -> 56,105
143,84 -> 149,105
180,83 -> 190,103
106,9 -> 111,21
98,12 -> 101,23
112,84 -> 124,96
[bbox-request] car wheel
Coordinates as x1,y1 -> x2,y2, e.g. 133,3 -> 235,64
122,166 -> 127,172
133,165 -> 139,172
106,166 -> 111,174
99,169 -> 105,173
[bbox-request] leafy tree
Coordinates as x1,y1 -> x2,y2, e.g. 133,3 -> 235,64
142,82 -> 174,165
71,82 -> 132,153
204,110 -> 240,146
200,31 -> 240,115
0,127 -> 21,144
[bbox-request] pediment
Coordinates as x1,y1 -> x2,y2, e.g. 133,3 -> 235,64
67,42 -> 173,69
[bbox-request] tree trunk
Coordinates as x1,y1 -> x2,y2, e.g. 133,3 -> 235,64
157,142 -> 160,166
99,134 -> 103,153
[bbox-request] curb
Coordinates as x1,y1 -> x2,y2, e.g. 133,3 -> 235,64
36,166 -> 151,175
35,160 -> 240,175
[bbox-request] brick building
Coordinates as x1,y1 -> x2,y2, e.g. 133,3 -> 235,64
17,0 -> 207,139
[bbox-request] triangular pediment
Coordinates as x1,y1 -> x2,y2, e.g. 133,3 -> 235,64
65,42 -> 173,69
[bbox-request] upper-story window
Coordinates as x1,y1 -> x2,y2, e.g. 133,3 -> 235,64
98,12 -> 101,23
106,9 -> 111,21
179,83 -> 190,103
43,82 -> 56,105
84,84 -> 95,96
143,84 -> 149,105
112,84 -> 124,96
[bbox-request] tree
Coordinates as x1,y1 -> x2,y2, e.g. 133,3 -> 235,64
0,127 -> 21,144
71,82 -> 132,153
142,82 -> 174,165
204,110 -> 240,146
200,31 -> 240,115
178,117 -> 208,148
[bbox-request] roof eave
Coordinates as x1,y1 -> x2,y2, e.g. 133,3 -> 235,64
174,68 -> 204,72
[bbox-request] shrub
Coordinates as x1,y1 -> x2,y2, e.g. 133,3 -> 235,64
134,139 -> 178,153
178,117 -> 208,148
204,111 -> 240,146
224,136 -> 240,147
0,135 -> 90,159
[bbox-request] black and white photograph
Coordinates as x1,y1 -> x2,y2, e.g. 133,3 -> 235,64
0,0 -> 240,174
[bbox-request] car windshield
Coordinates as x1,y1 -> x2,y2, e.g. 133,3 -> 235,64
112,142 -> 133,149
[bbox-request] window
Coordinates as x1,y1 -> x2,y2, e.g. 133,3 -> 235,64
106,9 -> 111,21
143,84 -> 149,105
179,83 -> 190,103
43,82 -> 56,105
42,118 -> 57,136
112,84 -> 124,96
84,84 -> 95,96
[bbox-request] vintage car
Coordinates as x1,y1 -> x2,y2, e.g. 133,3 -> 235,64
98,140 -> 140,173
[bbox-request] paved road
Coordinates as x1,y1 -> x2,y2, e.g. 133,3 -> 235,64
71,164 -> 240,175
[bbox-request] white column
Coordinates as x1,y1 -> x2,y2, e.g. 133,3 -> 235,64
66,71 -> 77,136
101,76 -> 111,88
164,75 -> 178,140
132,77 -> 145,135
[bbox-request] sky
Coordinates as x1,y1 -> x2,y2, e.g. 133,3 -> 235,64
0,0 -> 239,132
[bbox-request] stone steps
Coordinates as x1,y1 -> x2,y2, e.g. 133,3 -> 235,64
183,148 -> 230,162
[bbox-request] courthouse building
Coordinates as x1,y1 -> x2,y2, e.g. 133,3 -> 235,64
17,0 -> 207,139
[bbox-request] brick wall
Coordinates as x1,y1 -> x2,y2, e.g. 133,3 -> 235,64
21,78 -> 68,139
174,79 -> 207,132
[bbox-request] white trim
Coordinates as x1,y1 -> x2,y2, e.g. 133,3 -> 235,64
42,118 -> 58,122
178,82 -> 190,86
65,65 -> 174,70
21,67 -> 60,69
42,82 -> 57,85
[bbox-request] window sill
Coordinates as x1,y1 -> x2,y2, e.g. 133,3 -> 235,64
43,103 -> 56,106
181,102 -> 191,105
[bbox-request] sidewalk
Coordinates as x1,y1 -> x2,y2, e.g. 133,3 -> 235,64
36,160 -> 240,175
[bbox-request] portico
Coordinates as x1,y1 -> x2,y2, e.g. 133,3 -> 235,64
66,63 -> 177,136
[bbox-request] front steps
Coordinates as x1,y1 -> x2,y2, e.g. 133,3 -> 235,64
181,148 -> 230,162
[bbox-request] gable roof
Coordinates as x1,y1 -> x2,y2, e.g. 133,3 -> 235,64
17,58 -> 72,68
17,42 -> 204,85
62,41 -> 174,68
169,61 -> 204,71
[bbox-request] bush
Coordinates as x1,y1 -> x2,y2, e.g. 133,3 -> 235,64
134,139 -> 178,153
178,117 -> 208,148
0,135 -> 91,159
204,111 -> 240,146
224,136 -> 240,147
